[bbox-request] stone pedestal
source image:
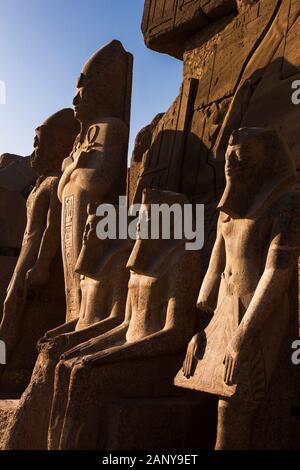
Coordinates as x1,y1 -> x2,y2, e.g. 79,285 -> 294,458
106,393 -> 217,450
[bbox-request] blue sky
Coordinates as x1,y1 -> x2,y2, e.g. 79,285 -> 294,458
0,0 -> 182,158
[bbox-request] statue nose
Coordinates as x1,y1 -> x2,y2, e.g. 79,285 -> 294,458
73,92 -> 80,106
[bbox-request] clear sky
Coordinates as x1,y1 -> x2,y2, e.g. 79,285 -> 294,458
0,0 -> 182,158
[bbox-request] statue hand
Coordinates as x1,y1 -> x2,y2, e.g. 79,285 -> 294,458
182,332 -> 205,378
79,345 -> 126,367
26,265 -> 50,287
37,333 -> 69,357
223,342 -> 240,386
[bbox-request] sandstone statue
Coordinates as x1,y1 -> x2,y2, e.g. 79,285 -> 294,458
0,109 -> 79,392
2,206 -> 133,449
0,155 -> 36,320
46,189 -> 201,450
175,128 -> 300,449
58,39 -> 132,321
2,39 -> 133,449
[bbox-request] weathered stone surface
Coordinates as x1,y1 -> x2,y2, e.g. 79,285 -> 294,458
45,190 -> 202,450
142,0 -> 237,58
1,40 -> 134,450
128,113 -> 164,206
0,156 -> 36,320
106,394 -> 217,450
0,400 -> 18,450
0,109 -> 79,393
183,0 -> 300,188
58,40 -> 132,322
175,128 -> 300,449
0,153 -> 22,169
1,0 -> 300,452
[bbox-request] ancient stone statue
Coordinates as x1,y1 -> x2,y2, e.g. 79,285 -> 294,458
44,188 -> 201,450
2,205 -> 132,449
175,128 -> 300,449
0,155 -> 36,319
0,109 -> 79,392
58,40 -> 132,321
2,40 -> 133,449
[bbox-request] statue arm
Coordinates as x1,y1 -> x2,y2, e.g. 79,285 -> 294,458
26,179 -> 61,287
53,314 -> 125,352
42,319 -> 78,339
230,202 -> 300,357
231,246 -> 299,355
61,292 -> 132,360
197,215 -> 226,313
80,255 -> 200,366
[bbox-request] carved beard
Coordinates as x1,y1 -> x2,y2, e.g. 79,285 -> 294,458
75,238 -> 132,280
127,238 -> 185,278
218,163 -> 296,219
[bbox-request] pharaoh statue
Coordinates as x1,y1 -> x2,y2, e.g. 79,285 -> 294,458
0,109 -> 79,392
175,128 -> 300,449
58,39 -> 132,321
3,206 -> 133,450
0,154 -> 36,319
2,40 -> 133,450
45,189 -> 201,450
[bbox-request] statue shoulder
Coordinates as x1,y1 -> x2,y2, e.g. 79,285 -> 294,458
272,191 -> 300,220
42,175 -> 60,198
85,118 -> 128,149
270,191 -> 300,248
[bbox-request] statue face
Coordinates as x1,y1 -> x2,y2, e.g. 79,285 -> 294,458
73,73 -> 93,122
30,126 -> 49,173
225,136 -> 262,183
82,214 -> 98,246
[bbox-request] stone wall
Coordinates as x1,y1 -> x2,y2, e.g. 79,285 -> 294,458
136,0 -> 300,449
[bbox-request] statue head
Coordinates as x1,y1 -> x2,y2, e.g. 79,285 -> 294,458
75,202 -> 133,280
73,40 -> 133,124
31,108 -> 79,175
127,189 -> 190,276
218,127 -> 296,218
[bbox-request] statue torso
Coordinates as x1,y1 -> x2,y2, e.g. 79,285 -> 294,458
126,272 -> 168,342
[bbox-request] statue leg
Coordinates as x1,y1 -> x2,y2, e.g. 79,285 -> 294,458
215,397 -> 258,450
56,355 -> 183,450
0,286 -> 27,364
48,360 -> 75,450
2,350 -> 57,450
58,364 -> 105,450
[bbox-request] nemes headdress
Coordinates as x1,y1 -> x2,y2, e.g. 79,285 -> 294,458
35,108 -> 79,168
218,127 -> 296,218
81,40 -> 133,126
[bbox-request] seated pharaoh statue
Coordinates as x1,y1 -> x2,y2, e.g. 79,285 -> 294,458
3,205 -> 133,450
2,40 -> 133,449
58,39 -> 132,322
0,109 -> 79,393
44,189 -> 201,450
175,128 -> 300,449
